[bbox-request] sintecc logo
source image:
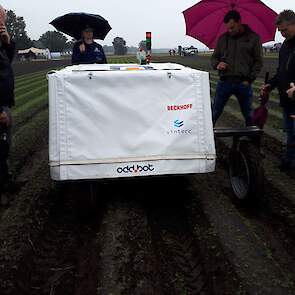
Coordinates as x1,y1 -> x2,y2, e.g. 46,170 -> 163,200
166,119 -> 192,135
174,119 -> 184,128
117,164 -> 155,174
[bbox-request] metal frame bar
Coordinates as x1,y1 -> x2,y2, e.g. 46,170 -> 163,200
213,126 -> 263,138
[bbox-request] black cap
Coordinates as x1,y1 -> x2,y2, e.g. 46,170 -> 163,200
82,25 -> 93,32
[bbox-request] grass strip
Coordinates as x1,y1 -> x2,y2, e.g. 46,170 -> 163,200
15,84 -> 48,108
15,70 -> 48,83
15,78 -> 47,97
13,93 -> 48,123
108,57 -> 137,64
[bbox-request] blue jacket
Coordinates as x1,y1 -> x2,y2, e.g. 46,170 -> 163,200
72,40 -> 107,65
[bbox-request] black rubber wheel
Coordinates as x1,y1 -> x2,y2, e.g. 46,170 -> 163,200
228,140 -> 264,201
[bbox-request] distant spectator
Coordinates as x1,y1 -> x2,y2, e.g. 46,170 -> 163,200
136,47 -> 147,65
178,45 -> 182,56
72,26 -> 107,65
260,10 -> 295,170
0,5 -> 15,205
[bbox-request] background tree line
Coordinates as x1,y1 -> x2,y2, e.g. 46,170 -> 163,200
5,9 -> 135,55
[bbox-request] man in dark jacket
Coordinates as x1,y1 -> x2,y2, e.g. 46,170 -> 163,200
0,5 -> 15,201
211,10 -> 263,126
261,10 -> 295,170
72,26 -> 107,65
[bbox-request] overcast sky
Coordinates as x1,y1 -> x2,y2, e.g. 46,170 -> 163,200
1,0 -> 295,49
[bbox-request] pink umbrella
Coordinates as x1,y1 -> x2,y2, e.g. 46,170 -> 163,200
183,0 -> 277,49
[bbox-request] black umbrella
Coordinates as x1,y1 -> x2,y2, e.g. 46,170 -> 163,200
50,12 -> 111,40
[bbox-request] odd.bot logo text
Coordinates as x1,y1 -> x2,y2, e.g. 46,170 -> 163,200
117,164 -> 155,174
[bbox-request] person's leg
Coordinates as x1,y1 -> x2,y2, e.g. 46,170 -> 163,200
0,107 -> 11,189
0,125 -> 9,190
212,81 -> 232,126
288,106 -> 295,167
0,107 -> 13,205
235,83 -> 253,126
282,106 -> 295,168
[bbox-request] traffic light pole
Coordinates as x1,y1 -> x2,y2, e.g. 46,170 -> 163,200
146,32 -> 152,64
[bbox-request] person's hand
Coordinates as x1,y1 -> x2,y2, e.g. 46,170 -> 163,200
216,62 -> 228,71
242,81 -> 250,86
0,25 -> 10,44
0,111 -> 9,125
260,84 -> 271,97
79,43 -> 86,53
286,83 -> 295,99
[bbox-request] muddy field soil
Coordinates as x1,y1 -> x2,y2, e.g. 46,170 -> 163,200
12,59 -> 71,76
1,56 -> 295,295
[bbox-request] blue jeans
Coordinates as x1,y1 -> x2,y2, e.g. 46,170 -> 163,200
283,105 -> 295,164
212,81 -> 253,126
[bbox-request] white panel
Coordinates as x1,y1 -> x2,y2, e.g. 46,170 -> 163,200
48,63 -> 216,180
50,159 -> 215,181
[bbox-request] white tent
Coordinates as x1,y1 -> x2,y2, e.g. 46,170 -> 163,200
18,47 -> 51,59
